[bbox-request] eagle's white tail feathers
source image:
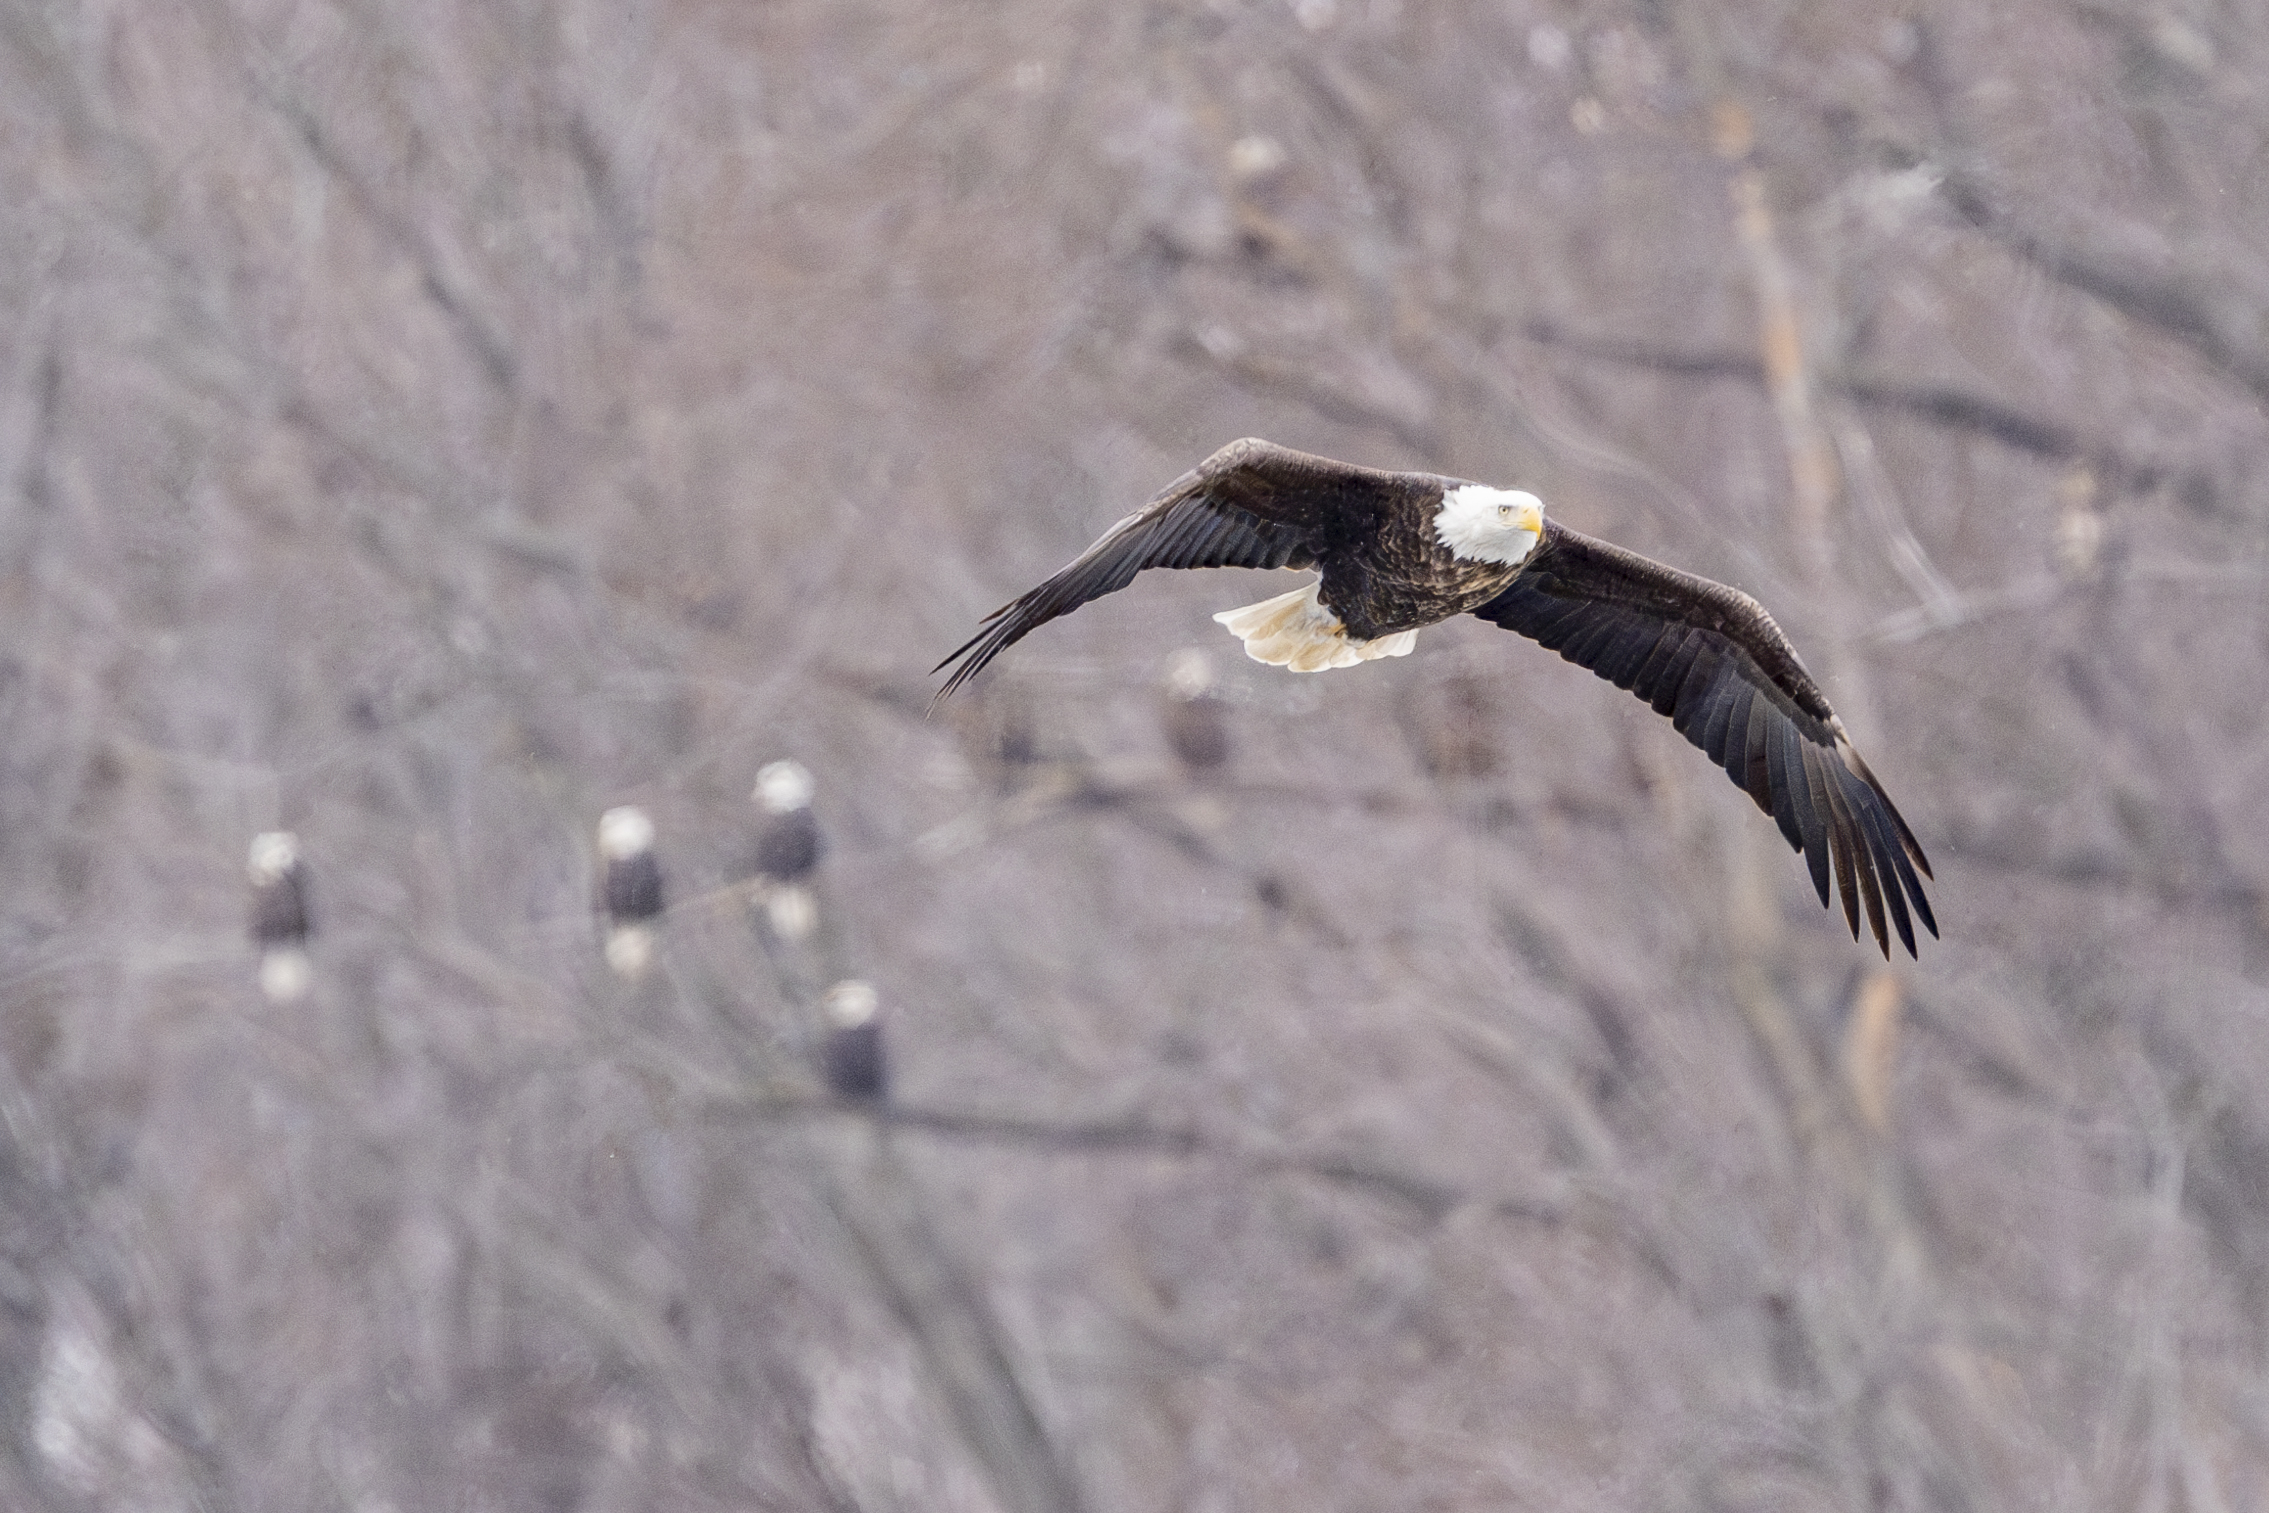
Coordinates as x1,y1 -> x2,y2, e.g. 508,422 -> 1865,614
259,947 -> 312,1004
1212,582 -> 1418,671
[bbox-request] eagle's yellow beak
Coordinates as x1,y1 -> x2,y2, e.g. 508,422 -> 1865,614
1515,499 -> 1544,536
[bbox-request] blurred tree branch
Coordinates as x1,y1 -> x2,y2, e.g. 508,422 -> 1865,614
1523,320 -> 2205,502
677,1090 -> 1605,1232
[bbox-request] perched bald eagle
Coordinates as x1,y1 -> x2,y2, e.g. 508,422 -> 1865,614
598,806 -> 665,978
752,760 -> 821,881
247,831 -> 313,1003
1160,648 -> 1232,778
820,979 -> 887,1101
935,439 -> 1936,956
748,760 -> 821,942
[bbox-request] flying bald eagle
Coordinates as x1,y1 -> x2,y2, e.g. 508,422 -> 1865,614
934,439 -> 1936,956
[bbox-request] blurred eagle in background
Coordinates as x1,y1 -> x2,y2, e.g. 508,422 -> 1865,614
820,979 -> 887,1101
598,805 -> 665,978
936,438 -> 1936,956
748,759 -> 823,943
248,830 -> 314,1003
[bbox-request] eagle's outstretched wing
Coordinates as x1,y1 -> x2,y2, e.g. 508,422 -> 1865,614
933,439 -> 1392,702
1474,521 -> 1935,957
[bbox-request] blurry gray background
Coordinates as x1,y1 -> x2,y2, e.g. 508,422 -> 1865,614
3,0 -> 2267,1507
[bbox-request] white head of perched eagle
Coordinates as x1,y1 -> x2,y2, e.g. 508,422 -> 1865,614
935,438 -> 1936,957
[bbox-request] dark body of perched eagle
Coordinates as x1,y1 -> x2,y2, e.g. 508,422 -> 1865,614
751,760 -> 822,884
1160,648 -> 1233,778
934,438 -> 1936,957
820,979 -> 888,1101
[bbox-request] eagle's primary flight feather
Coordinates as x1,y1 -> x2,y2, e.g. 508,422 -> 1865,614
934,439 -> 1935,957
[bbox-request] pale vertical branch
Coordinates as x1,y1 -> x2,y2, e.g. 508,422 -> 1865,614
1841,969 -> 1903,1135
1719,112 -> 1842,582
1674,17 -> 1925,1235
1671,19 -> 1940,1483
1721,810 -> 1839,1184
1668,6 -> 1857,1189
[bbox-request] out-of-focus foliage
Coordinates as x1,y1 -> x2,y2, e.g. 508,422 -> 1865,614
2,0 -> 2267,1507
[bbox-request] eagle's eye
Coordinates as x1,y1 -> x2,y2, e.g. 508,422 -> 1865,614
1496,504 -> 1514,521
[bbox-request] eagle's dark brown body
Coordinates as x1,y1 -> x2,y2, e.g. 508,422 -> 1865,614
1319,477 -> 1523,639
935,439 -> 1938,957
252,866 -> 311,946
1137,441 -> 1515,639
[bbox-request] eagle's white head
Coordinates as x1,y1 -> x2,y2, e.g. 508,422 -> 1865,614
598,805 -> 656,861
823,978 -> 879,1029
755,759 -> 816,814
1434,484 -> 1544,566
248,831 -> 299,885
